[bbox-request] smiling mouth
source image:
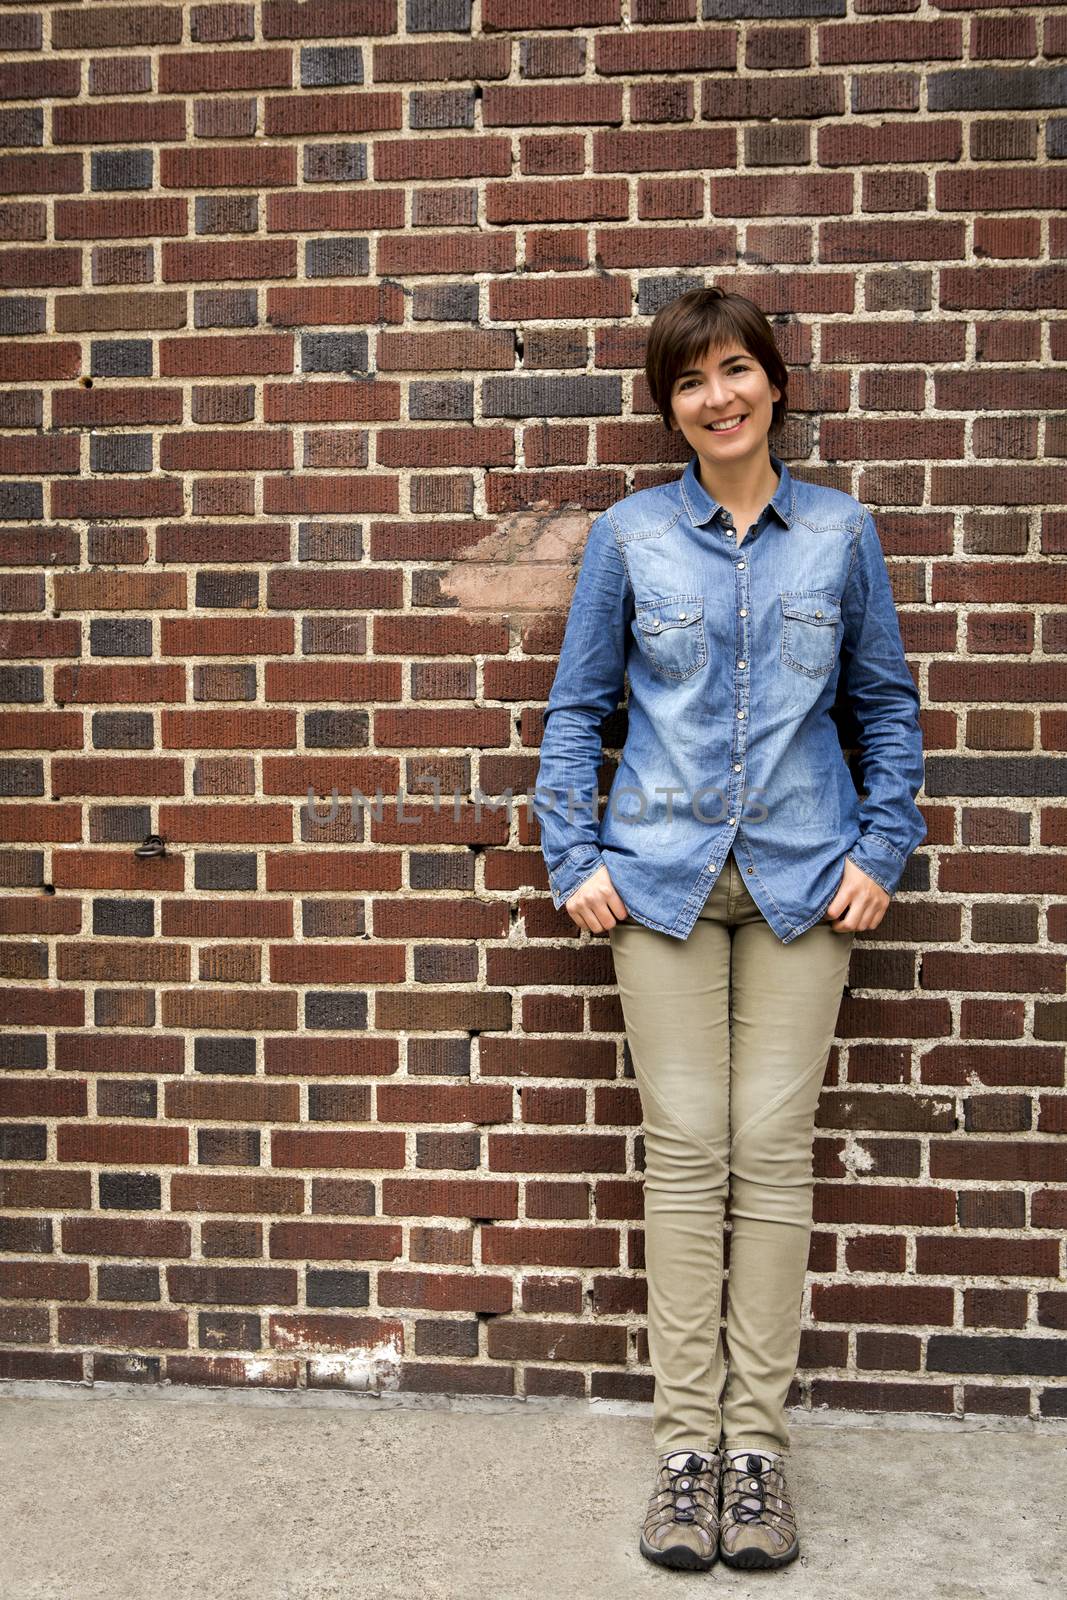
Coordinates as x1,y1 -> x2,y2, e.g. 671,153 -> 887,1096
704,415 -> 747,434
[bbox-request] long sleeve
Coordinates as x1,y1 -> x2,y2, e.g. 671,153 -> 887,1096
532,511 -> 634,910
839,508 -> 927,895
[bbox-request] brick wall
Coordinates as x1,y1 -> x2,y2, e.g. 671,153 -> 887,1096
1,4 -> 1066,1421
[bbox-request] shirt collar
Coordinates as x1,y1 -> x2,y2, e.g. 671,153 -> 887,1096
680,449 -> 795,531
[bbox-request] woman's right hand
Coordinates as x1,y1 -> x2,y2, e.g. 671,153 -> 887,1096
564,865 -> 629,934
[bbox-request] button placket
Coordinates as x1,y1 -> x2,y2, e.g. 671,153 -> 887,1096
731,543 -> 750,837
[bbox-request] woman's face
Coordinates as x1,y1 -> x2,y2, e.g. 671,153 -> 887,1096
667,343 -> 781,470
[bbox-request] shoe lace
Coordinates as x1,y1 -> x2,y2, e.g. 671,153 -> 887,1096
728,1453 -> 777,1523
663,1453 -> 716,1523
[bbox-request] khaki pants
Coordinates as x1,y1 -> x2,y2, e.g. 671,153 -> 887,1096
608,849 -> 855,1458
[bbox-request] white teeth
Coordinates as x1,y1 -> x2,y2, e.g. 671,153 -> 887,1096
708,417 -> 745,431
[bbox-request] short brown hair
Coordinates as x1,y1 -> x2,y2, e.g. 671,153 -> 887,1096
644,285 -> 790,436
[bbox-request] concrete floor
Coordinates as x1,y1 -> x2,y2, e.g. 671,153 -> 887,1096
1,1385 -> 1064,1599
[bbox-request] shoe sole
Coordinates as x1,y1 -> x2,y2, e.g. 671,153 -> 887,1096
640,1533 -> 719,1571
719,1540 -> 800,1570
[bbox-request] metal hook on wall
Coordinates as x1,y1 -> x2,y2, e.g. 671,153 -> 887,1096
133,834 -> 167,859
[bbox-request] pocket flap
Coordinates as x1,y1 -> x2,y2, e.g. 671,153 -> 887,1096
636,595 -> 704,634
780,592 -> 841,625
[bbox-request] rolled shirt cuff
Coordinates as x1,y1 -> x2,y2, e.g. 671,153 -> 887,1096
547,845 -> 606,911
845,831 -> 911,897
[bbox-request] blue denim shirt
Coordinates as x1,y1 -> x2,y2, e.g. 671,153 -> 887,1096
533,451 -> 926,943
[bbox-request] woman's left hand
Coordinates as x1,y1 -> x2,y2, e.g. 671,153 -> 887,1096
821,856 -> 892,933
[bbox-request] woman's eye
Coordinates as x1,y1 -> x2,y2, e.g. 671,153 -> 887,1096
679,366 -> 748,388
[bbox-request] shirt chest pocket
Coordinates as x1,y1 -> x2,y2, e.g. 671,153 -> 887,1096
633,594 -> 707,681
780,591 -> 842,678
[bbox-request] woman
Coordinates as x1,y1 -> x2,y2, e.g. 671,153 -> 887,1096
533,286 -> 926,1573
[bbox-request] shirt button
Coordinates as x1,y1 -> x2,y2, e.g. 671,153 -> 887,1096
737,709 -> 745,719
739,608 -> 747,617
737,561 -> 746,569
678,611 -> 687,619
737,660 -> 745,668
733,763 -> 742,772
727,817 -> 736,825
